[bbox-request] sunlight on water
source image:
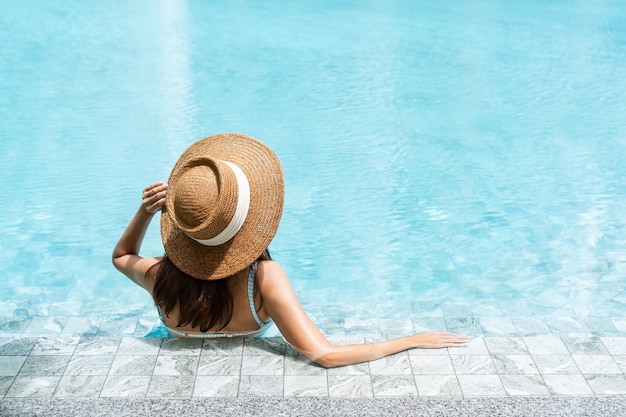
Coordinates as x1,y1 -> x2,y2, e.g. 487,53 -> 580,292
0,0 -> 625,328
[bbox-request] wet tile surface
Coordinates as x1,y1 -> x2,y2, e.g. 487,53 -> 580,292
0,326 -> 625,399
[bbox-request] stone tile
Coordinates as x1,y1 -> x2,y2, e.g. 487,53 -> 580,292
74,337 -> 120,356
585,374 -> 626,395
484,337 -> 528,354
109,355 -> 157,376
327,362 -> 370,375
61,317 -> 101,336
523,336 -> 569,355
48,301 -> 84,317
202,337 -> 244,356
369,353 -> 412,375
441,303 -> 473,318
562,337 -> 609,355
160,338 -> 203,355
452,337 -> 489,355
19,355 -> 70,376
612,318 -> 626,332
450,355 -> 496,375
512,317 -> 551,336
134,319 -> 158,337
0,337 -> 38,355
445,318 -> 483,337
316,318 -> 346,336
600,337 -> 626,355
31,336 -> 79,355
379,318 -> 415,338
546,317 -> 586,334
193,375 -> 239,397
479,317 -> 518,336
408,346 -> 450,356
117,337 -> 161,355
239,375 -> 283,397
471,303 -> 503,318
147,375 -> 195,398
410,301 -> 444,318
573,355 -> 622,375
197,355 -> 242,376
409,354 -> 455,375
64,355 -> 113,376
343,318 -> 382,337
457,375 -> 505,396
614,355 -> 626,373
542,374 -> 594,395
412,318 -> 447,332
532,355 -> 580,375
381,298 -> 414,319
54,375 -> 106,398
23,317 -> 67,335
153,355 -> 199,376
414,375 -> 462,396
0,317 -> 31,334
0,356 -> 27,376
371,375 -> 417,397
80,301 -> 113,317
355,303 -> 385,318
284,355 -> 327,376
329,375 -> 374,397
100,375 -> 150,398
5,376 -> 60,397
243,337 -> 287,356
584,317 -> 619,335
500,374 -> 550,396
284,343 -> 303,357
284,375 -> 328,397
97,317 -> 138,336
241,355 -> 284,376
0,376 -> 14,396
492,355 -> 539,375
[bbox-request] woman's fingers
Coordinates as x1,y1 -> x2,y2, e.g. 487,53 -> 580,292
142,182 -> 168,213
412,332 -> 471,349
143,182 -> 166,198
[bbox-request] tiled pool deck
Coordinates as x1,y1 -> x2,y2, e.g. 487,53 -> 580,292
1,314 -> 626,404
1,315 -> 626,415
2,333 -> 626,399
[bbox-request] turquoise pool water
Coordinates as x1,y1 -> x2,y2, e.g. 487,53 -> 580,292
1,0 -> 625,336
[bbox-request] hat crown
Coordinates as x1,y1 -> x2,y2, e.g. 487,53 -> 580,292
161,133 -> 285,280
169,159 -> 238,241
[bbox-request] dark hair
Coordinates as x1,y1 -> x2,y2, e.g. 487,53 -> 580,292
151,249 -> 271,332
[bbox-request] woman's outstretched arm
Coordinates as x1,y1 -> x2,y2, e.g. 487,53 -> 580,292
256,260 -> 469,368
112,182 -> 167,291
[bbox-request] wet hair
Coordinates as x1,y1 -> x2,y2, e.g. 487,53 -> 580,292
151,250 -> 271,332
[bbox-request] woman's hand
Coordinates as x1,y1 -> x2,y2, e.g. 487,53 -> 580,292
410,331 -> 471,349
142,182 -> 168,214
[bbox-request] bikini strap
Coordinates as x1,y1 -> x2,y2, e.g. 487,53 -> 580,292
247,261 -> 265,327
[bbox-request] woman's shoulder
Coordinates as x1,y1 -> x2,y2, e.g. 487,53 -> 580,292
255,260 -> 288,291
256,259 -> 284,275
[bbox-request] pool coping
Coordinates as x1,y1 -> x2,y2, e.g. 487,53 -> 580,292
2,396 -> 626,417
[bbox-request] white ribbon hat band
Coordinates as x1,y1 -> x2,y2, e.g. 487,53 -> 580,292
190,161 -> 251,247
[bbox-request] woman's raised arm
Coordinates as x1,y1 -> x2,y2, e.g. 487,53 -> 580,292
112,182 -> 167,291
256,260 -> 469,368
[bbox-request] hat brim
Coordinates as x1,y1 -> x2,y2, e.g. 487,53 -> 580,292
161,133 -> 284,280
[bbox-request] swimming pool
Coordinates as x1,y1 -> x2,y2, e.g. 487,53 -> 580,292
1,0 -> 625,337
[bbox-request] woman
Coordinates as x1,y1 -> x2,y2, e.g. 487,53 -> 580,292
113,133 -> 469,368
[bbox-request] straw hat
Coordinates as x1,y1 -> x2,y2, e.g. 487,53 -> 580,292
160,133 -> 284,280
